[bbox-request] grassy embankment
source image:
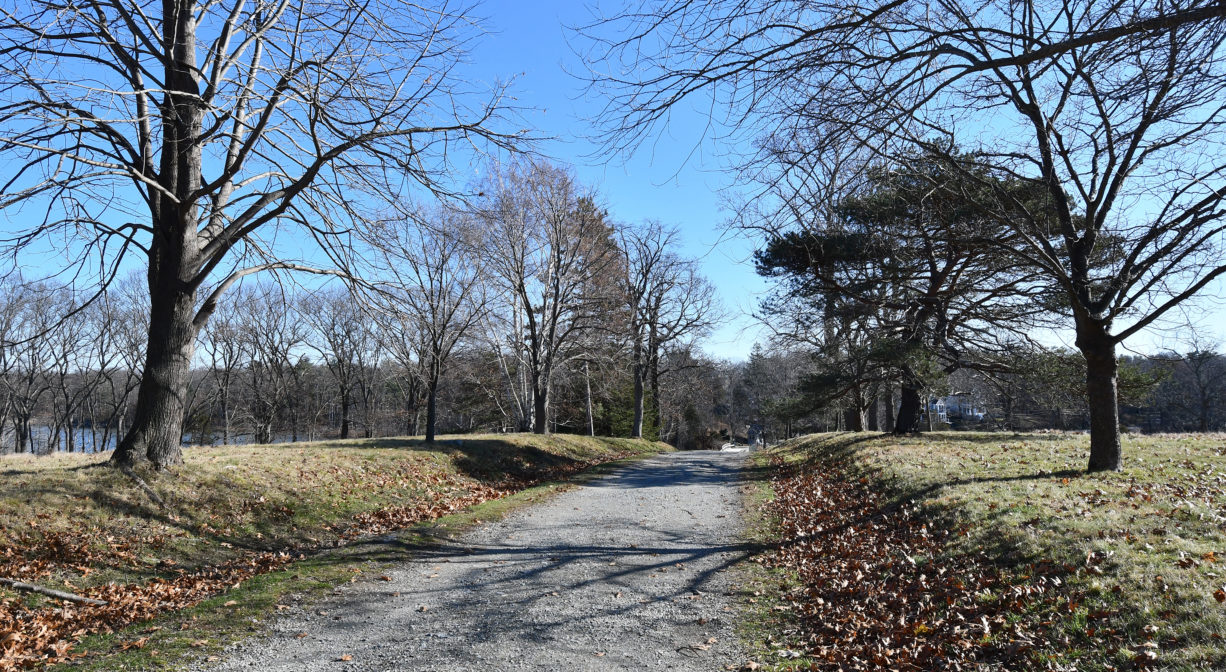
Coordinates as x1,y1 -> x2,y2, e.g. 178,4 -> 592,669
0,434 -> 669,671
743,432 -> 1226,671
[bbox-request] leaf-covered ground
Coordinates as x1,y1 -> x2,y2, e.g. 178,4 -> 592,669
746,432 -> 1226,671
0,435 -> 666,670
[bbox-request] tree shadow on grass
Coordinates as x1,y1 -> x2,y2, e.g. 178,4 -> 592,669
287,435 -> 635,486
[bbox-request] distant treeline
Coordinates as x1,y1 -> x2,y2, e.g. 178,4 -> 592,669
0,275 -> 778,453
730,346 -> 1226,437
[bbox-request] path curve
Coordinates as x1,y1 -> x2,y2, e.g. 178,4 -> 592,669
203,450 -> 750,671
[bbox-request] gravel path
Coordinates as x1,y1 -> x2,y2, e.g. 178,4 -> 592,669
203,450 -> 751,671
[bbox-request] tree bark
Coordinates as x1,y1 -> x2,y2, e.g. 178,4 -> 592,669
648,347 -> 662,440
532,387 -> 549,434
1078,330 -> 1122,471
631,355 -> 645,439
883,388 -> 895,432
893,385 -> 923,434
111,287 -> 197,467
585,361 -> 595,437
110,0 -> 202,470
844,407 -> 865,432
340,390 -> 351,439
425,371 -> 439,443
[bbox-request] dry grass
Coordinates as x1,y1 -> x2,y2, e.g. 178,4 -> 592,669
760,431 -> 1226,671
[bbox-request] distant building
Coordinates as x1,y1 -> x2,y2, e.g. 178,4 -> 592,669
943,393 -> 986,421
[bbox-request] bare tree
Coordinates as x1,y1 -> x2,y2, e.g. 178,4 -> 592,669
44,291 -> 97,452
0,0 -> 525,469
200,295 -> 246,444
1153,335 -> 1226,432
0,281 -> 59,453
479,160 -> 618,434
582,0 -> 1226,471
300,287 -> 380,440
618,221 -> 721,439
232,283 -> 306,444
371,205 -> 485,443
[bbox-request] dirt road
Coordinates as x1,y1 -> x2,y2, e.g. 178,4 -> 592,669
202,450 -> 751,671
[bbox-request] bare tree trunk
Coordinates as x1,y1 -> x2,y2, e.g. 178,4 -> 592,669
532,384 -> 550,435
893,385 -> 923,435
221,394 -> 230,445
425,368 -> 439,443
648,346 -> 662,439
111,287 -> 197,468
340,391 -> 351,439
110,1 -> 202,469
1078,329 -> 1122,471
883,388 -> 895,432
585,361 -> 595,437
631,345 -> 645,439
844,407 -> 865,431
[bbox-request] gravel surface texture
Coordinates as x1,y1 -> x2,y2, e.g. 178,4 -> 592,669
200,450 -> 751,671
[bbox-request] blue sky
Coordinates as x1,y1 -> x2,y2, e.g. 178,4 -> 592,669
2,1 -> 1220,362
468,1 -> 772,361
468,0 -> 1226,359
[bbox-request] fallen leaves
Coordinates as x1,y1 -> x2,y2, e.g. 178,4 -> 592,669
755,454 -> 1095,670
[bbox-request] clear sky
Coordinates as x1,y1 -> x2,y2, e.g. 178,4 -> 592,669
467,0 -> 1226,360
2,1 -> 1220,362
467,1 -> 772,362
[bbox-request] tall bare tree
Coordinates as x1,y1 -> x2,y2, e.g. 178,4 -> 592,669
300,287 -> 381,440
618,221 -> 721,439
200,293 -> 246,444
372,205 -> 485,443
583,0 -> 1226,470
0,0 -> 524,469
0,281 -> 59,453
479,160 -> 618,434
232,283 -> 306,444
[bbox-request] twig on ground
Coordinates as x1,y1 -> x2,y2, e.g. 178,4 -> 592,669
0,578 -> 108,606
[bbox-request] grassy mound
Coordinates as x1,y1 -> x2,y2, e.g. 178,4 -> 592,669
0,434 -> 668,670
746,432 -> 1226,671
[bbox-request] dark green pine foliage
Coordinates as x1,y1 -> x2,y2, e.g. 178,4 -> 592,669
756,154 -> 1055,433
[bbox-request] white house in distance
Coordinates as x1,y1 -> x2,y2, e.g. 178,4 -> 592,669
942,392 -> 987,421
920,393 -> 987,425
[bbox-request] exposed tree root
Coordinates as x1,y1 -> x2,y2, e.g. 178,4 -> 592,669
117,463 -> 170,511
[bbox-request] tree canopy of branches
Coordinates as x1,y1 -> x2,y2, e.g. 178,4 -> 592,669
478,160 -> 619,434
371,204 -> 485,443
618,221 -> 721,439
582,0 -> 1226,471
755,156 -> 1054,432
0,0 -> 524,470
